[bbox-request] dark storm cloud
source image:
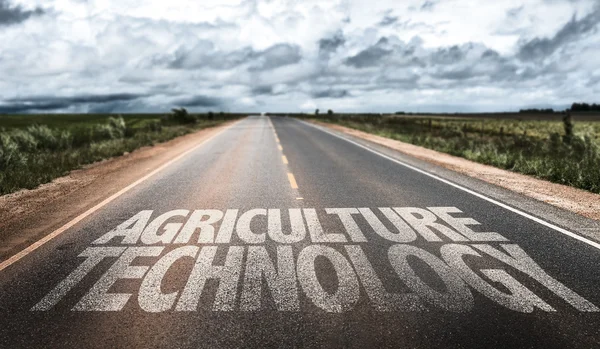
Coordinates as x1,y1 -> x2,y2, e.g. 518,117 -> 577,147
251,85 -> 274,95
248,43 -> 302,71
374,72 -> 420,88
420,1 -> 438,11
481,49 -> 501,59
430,45 -> 467,65
0,0 -> 45,26
430,46 -> 520,82
339,38 -> 522,86
343,36 -> 427,70
171,95 -> 222,108
344,38 -> 392,68
518,6 -> 600,60
0,93 -> 146,113
166,43 -> 301,71
318,32 -> 345,56
434,68 -> 478,80
0,101 -> 68,113
379,14 -> 398,26
345,47 -> 391,68
311,89 -> 350,99
168,44 -> 255,70
87,100 -> 150,114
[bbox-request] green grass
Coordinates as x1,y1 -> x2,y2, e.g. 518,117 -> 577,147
296,114 -> 600,194
0,114 -> 163,130
0,113 -> 241,195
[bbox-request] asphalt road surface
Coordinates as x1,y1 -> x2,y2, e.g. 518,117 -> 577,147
1,115 -> 600,348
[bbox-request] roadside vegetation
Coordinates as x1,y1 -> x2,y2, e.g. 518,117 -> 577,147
0,109 -> 240,195
296,111 -> 600,194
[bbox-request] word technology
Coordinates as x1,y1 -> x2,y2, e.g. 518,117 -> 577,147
33,207 -> 598,313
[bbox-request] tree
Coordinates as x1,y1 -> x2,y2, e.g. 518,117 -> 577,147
315,109 -> 320,116
327,109 -> 334,115
519,108 -> 554,113
170,107 -> 197,124
571,103 -> 600,112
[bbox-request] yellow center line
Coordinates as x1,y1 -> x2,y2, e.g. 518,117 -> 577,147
270,118 -> 299,192
287,173 -> 298,189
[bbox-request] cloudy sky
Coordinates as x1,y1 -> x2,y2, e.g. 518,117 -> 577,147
0,0 -> 599,113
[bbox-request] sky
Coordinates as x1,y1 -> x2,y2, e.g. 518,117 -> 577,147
0,0 -> 599,114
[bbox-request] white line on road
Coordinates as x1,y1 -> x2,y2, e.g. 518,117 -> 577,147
298,119 -> 600,251
0,120 -> 243,272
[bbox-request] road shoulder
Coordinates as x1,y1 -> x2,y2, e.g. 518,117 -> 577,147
304,119 -> 600,241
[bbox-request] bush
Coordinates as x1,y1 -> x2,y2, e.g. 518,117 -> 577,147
0,133 -> 26,170
56,130 -> 73,149
27,124 -> 59,150
92,116 -> 127,141
146,120 -> 163,132
93,124 -> 117,140
108,116 -> 126,138
11,129 -> 38,152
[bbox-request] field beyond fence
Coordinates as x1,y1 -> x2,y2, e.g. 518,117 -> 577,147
293,113 -> 600,194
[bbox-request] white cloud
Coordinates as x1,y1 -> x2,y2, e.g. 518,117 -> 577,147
0,0 -> 599,113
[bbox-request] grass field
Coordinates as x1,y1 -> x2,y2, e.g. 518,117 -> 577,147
0,112 -> 241,195
295,113 -> 600,194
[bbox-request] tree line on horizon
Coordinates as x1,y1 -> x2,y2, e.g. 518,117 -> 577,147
519,103 -> 600,114
392,102 -> 600,115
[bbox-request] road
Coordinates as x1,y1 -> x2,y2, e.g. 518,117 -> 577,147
1,115 -> 600,348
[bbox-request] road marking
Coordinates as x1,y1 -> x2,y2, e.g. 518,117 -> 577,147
298,119 -> 600,251
0,120 -> 242,272
296,197 -> 304,200
269,117 -> 301,194
288,173 -> 299,189
35,207 -> 599,312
